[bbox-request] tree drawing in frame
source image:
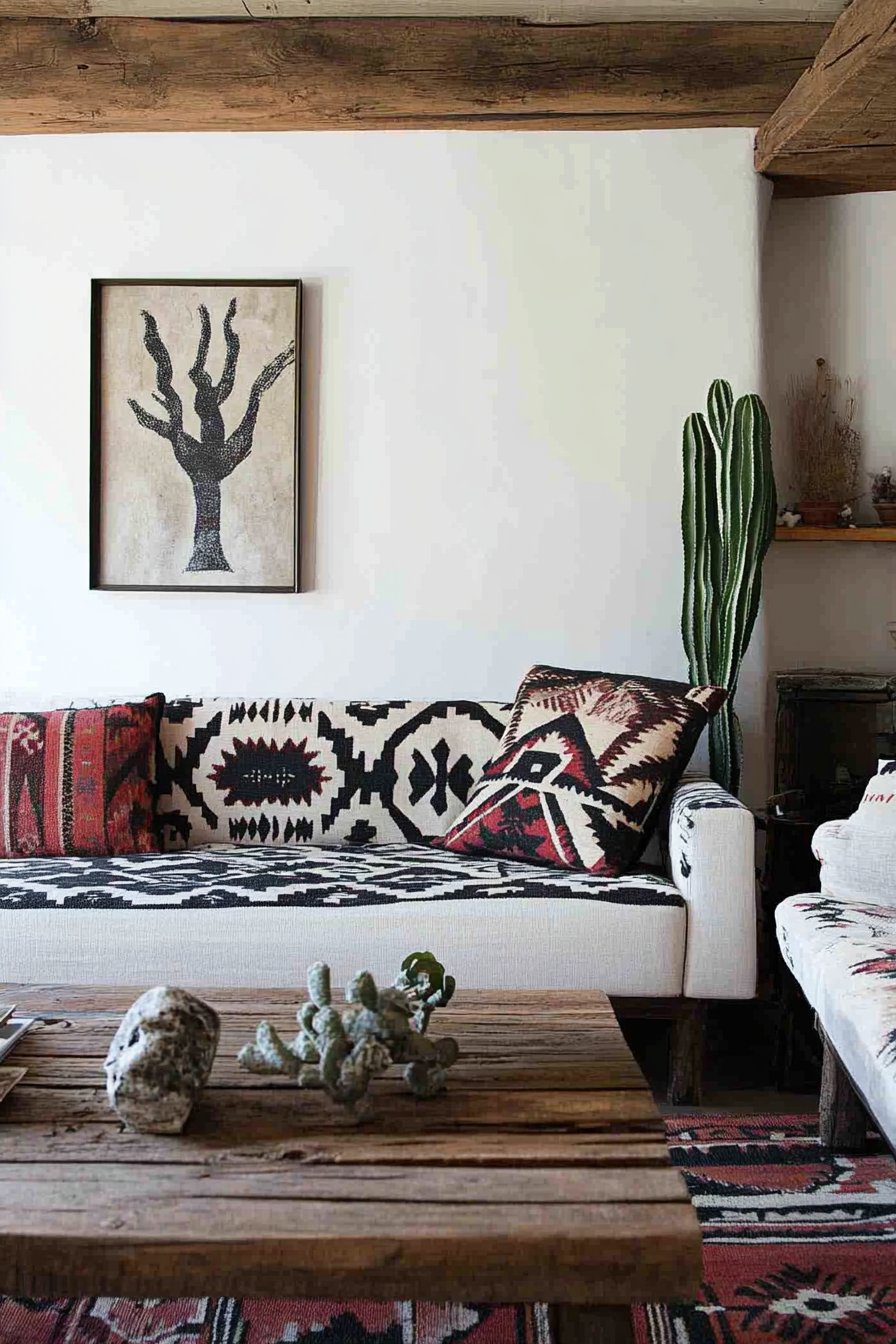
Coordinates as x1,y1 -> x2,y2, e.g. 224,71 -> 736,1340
127,297 -> 296,574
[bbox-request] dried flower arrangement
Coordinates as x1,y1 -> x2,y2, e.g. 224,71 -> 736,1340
787,358 -> 861,524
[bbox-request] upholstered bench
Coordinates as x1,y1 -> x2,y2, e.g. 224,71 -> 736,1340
776,763 -> 896,1151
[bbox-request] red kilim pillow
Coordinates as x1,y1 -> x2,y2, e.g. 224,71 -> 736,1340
431,665 -> 726,876
0,695 -> 165,858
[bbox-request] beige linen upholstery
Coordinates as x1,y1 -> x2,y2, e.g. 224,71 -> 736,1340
0,896 -> 687,995
668,779 -> 757,1000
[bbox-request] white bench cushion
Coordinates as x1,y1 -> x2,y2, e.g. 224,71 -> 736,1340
777,893 -> 896,1147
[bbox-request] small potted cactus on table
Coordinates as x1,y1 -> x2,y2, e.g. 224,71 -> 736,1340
870,466 -> 896,525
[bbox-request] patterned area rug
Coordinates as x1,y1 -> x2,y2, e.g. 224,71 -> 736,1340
3,1116 -> 895,1344
636,1113 -> 896,1343
0,1300 -> 549,1344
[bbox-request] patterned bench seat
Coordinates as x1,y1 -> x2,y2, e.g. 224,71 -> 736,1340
777,894 -> 896,1149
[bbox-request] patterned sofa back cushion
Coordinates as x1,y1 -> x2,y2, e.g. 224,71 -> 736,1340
157,698 -> 512,850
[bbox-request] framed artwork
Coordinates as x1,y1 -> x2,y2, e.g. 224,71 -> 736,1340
90,279 -> 301,592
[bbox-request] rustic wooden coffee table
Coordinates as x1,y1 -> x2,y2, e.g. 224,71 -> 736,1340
0,986 -> 701,1342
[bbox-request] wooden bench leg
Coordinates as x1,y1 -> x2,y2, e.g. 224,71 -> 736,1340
819,1032 -> 868,1152
553,1305 -> 633,1344
668,1000 -> 705,1106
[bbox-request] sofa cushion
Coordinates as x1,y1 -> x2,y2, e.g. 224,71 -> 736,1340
0,842 -> 683,910
156,699 -> 511,850
432,664 -> 726,874
0,695 -> 164,858
0,844 -> 687,995
777,893 -> 896,1148
813,819 -> 896,907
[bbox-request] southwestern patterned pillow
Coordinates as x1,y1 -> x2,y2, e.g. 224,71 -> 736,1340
0,694 -> 164,858
431,665 -> 726,875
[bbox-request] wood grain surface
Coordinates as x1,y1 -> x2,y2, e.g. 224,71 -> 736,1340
0,985 -> 702,1305
754,0 -> 896,194
0,16 -> 828,134
0,0 -> 847,22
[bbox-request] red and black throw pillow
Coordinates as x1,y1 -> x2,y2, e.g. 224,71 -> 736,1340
430,665 -> 726,876
0,694 -> 165,858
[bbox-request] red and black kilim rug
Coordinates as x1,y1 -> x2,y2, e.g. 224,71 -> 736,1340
3,1115 -> 896,1344
636,1114 -> 896,1343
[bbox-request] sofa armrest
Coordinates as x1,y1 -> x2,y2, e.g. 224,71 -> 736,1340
667,777 -> 757,1000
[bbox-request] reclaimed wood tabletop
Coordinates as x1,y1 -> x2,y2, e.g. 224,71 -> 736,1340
0,986 -> 702,1343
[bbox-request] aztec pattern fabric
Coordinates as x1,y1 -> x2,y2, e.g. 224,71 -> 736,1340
156,699 -> 511,850
0,1297 -> 550,1344
0,841 -> 683,909
432,665 -> 726,875
777,893 -> 896,1149
0,695 -> 164,858
812,817 -> 896,908
634,1113 -> 896,1344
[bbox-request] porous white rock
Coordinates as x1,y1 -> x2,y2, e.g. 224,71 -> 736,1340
105,987 -> 220,1134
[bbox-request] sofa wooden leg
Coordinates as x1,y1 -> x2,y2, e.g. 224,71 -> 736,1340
819,1033 -> 868,1152
668,1000 -> 705,1106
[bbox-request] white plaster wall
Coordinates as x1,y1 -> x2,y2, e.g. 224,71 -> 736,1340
763,194 -> 896,679
0,129 -> 769,796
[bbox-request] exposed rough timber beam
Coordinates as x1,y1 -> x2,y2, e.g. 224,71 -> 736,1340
0,17 -> 829,134
755,0 -> 896,195
0,0 -> 848,19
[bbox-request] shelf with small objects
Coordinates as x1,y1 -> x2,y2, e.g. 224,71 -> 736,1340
778,364 -> 896,541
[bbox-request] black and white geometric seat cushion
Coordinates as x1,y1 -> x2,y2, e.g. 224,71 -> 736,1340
0,843 -> 683,910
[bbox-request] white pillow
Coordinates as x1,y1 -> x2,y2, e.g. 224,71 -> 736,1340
812,819 -> 896,907
851,759 -> 896,834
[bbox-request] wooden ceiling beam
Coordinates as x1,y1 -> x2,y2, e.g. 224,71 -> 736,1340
0,0 -> 846,19
0,16 -> 828,134
755,0 -> 896,195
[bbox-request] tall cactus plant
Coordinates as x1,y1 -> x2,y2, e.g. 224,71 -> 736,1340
681,380 -> 777,797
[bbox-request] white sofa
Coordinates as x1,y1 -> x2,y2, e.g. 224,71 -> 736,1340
776,762 -> 896,1149
0,696 -> 757,1097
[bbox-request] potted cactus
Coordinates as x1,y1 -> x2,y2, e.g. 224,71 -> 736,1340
870,467 -> 896,525
681,380 -> 777,797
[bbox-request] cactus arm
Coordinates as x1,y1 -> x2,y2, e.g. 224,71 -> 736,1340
740,396 -> 777,660
681,411 -> 713,687
307,962 -> 332,1008
706,378 -> 733,453
707,379 -> 733,603
725,395 -> 775,693
238,1021 -> 302,1077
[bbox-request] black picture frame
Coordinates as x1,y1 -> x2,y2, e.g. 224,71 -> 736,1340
90,278 -> 302,593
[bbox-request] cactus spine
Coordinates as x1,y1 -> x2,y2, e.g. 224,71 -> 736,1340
681,380 -> 777,797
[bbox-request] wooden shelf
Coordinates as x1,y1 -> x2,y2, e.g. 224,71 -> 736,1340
775,526 -> 896,543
